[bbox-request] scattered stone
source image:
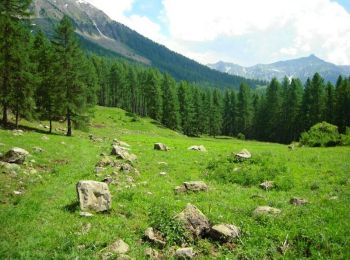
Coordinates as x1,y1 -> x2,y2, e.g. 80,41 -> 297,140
235,149 -> 251,160
259,181 -> 274,190
111,145 -> 137,162
2,147 -> 29,164
154,143 -> 169,151
177,203 -> 210,237
41,135 -> 49,141
183,181 -> 208,192
290,197 -> 308,205
175,247 -> 194,259
95,167 -> 105,173
175,181 -> 208,194
253,206 -> 281,216
77,244 -> 86,250
96,156 -> 114,167
103,176 -> 114,184
44,125 -> 49,129
89,134 -> 103,143
288,144 -> 295,150
210,224 -> 240,242
144,227 -> 166,247
80,211 -> 94,217
144,248 -> 160,259
113,139 -> 130,148
60,141 -> 66,145
76,180 -> 112,212
158,162 -> 168,165
159,172 -> 167,176
107,239 -> 129,254
174,185 -> 187,194
329,196 -> 338,200
12,129 -> 24,136
0,161 -> 21,173
187,145 -> 207,152
13,190 -> 23,195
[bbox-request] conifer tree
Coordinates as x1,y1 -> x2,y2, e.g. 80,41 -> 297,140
209,89 -> 222,137
144,69 -> 162,120
335,77 -> 350,133
324,82 -> 335,124
0,0 -> 32,126
178,81 -> 194,135
300,78 -> 312,132
309,73 -> 325,125
161,74 -> 179,130
236,82 -> 252,136
53,15 -> 91,136
222,90 -> 233,136
33,30 -> 58,133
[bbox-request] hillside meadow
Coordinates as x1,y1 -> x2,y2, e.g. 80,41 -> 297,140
0,106 -> 349,259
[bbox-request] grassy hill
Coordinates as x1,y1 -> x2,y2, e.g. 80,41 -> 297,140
0,106 -> 349,258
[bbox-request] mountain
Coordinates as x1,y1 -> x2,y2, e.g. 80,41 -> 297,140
29,0 -> 265,89
208,55 -> 350,84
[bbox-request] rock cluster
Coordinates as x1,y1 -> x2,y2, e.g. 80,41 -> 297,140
235,149 -> 251,160
174,181 -> 208,194
2,147 -> 29,164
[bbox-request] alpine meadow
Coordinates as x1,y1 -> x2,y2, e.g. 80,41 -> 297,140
1,0 -> 350,259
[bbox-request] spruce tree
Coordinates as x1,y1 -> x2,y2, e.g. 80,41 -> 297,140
33,30 -> 58,133
324,82 -> 335,124
309,73 -> 325,126
144,69 -> 162,121
53,15 -> 91,136
222,90 -> 233,136
335,77 -> 350,133
161,74 -> 179,130
209,89 -> 222,137
236,83 -> 252,136
0,0 -> 32,126
178,81 -> 193,135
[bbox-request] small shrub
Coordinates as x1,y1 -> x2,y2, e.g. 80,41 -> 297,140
300,122 -> 341,147
148,204 -> 190,245
237,133 -> 245,140
340,127 -> 350,145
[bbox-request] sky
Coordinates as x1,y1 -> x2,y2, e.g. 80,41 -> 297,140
85,0 -> 350,66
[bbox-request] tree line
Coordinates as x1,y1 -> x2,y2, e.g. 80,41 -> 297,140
1,0 -> 349,142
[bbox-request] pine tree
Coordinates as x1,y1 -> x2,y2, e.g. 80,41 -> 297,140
161,74 -> 179,130
53,15 -> 91,136
0,0 -> 32,126
309,73 -> 325,126
178,81 -> 193,135
33,30 -> 58,133
209,89 -> 222,137
236,83 -> 252,136
222,90 -> 234,136
324,82 -> 335,124
263,78 -> 283,141
335,77 -> 350,133
300,78 -> 312,132
144,69 -> 162,121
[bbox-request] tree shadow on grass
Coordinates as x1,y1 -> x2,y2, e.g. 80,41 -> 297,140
63,201 -> 80,213
1,122 -> 63,136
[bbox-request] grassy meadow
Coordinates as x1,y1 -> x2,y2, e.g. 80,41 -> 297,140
0,106 -> 349,259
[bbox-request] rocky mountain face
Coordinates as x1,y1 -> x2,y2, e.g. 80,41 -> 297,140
208,55 -> 350,84
29,0 -> 265,89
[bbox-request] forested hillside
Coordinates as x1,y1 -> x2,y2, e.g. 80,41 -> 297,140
29,0 -> 266,89
1,1 -> 350,144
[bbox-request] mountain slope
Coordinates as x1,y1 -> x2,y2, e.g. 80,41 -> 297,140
29,0 -> 265,89
208,55 -> 350,83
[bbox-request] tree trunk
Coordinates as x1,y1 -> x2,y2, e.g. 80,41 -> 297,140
15,109 -> 19,129
2,104 -> 8,126
49,119 -> 52,134
67,110 -> 72,136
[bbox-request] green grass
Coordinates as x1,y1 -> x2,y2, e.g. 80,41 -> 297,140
0,106 -> 349,259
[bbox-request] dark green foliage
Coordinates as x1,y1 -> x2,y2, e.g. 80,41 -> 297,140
300,122 -> 341,147
161,74 -> 179,130
335,76 -> 350,133
53,16 -> 97,136
0,0 -> 33,126
236,83 -> 252,136
209,89 -> 222,137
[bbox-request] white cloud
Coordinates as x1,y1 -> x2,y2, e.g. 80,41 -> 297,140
162,0 -> 350,65
85,0 -> 163,43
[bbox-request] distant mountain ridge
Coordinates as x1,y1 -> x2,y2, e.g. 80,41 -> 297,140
29,0 -> 266,89
208,55 -> 350,83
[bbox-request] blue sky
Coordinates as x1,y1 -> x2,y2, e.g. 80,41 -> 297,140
86,0 -> 350,66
